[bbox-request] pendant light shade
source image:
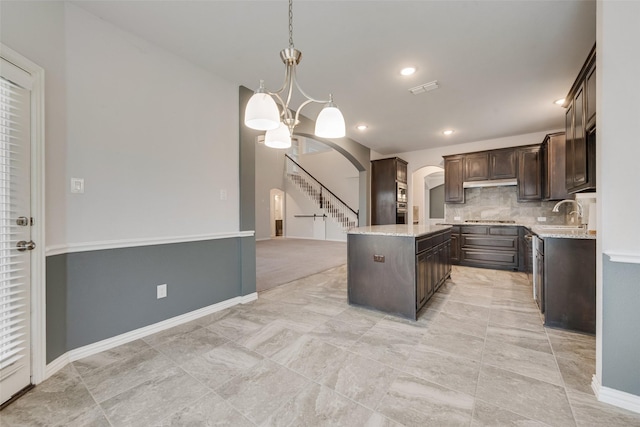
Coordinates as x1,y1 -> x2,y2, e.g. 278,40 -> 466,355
245,1 -> 346,146
264,122 -> 292,149
315,100 -> 346,138
245,81 -> 280,131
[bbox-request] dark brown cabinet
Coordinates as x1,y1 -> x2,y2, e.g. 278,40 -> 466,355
565,45 -> 596,194
463,149 -> 516,182
371,157 -> 408,225
444,155 -> 464,203
543,237 -> 596,334
347,228 -> 451,320
416,230 -> 451,312
517,145 -> 542,201
541,132 -> 570,201
490,149 -> 517,179
450,226 -> 460,263
459,225 -> 519,271
464,152 -> 490,181
586,64 -> 596,131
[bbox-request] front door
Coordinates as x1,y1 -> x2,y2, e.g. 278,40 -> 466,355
0,57 -> 34,405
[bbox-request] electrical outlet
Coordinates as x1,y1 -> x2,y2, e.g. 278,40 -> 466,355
537,217 -> 547,222
454,216 -> 461,221
157,284 -> 167,299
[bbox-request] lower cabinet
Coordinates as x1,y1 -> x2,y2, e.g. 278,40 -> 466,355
543,238 -> 595,334
458,226 -> 519,271
416,230 -> 452,312
348,228 -> 451,320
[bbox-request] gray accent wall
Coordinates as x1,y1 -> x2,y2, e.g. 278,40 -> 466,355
45,237 -> 247,363
46,255 -> 67,363
602,255 -> 640,396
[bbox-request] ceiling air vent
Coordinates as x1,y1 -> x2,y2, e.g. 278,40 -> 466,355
409,80 -> 439,95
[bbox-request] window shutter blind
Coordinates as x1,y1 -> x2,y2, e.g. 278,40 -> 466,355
0,74 -> 30,377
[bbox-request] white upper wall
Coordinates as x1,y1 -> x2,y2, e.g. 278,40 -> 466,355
64,4 -> 238,244
599,0 -> 640,258
2,2 -> 240,248
1,1 -> 68,247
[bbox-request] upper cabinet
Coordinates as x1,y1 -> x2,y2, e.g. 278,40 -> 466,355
490,148 -> 517,180
517,145 -> 542,201
444,147 -> 531,204
464,152 -> 490,181
463,148 -> 516,181
565,45 -> 596,194
444,155 -> 465,204
541,132 -> 570,201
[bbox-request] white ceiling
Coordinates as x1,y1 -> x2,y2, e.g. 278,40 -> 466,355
73,1 -> 596,155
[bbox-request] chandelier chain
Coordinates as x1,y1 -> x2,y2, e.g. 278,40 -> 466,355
288,0 -> 294,48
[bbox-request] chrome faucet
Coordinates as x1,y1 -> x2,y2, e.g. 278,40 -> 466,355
552,199 -> 583,219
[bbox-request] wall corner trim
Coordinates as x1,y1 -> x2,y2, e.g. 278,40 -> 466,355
605,251 -> 640,264
43,292 -> 259,380
45,231 -> 255,256
592,374 -> 640,414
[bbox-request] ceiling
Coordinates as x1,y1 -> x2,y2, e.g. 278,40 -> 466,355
73,1 -> 596,155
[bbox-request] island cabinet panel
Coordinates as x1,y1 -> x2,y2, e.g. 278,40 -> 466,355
348,227 -> 451,320
450,226 -> 460,264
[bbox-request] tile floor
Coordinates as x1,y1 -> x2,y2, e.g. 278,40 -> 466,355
3,265 -> 640,426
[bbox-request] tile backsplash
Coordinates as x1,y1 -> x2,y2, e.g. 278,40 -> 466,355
445,186 -> 567,225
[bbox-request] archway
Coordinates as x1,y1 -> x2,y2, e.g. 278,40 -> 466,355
411,165 -> 445,225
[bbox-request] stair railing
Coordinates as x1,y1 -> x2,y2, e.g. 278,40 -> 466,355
285,154 -> 359,230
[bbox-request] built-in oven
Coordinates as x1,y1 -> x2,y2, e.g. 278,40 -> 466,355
397,182 -> 407,204
396,202 -> 407,224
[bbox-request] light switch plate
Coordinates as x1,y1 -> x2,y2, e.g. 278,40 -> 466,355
70,178 -> 84,194
220,189 -> 228,200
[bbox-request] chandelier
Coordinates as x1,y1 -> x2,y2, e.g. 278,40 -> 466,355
244,0 -> 346,149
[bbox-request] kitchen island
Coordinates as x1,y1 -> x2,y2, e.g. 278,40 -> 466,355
348,224 -> 452,320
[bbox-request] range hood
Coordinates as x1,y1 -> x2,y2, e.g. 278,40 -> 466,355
463,178 -> 518,188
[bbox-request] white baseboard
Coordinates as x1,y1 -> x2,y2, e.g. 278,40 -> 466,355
44,292 -> 258,380
592,374 -> 640,414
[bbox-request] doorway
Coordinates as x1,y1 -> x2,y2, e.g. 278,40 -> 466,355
0,47 -> 45,405
270,188 -> 285,238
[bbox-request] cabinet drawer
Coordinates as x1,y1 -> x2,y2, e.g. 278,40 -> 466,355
489,226 -> 518,236
461,235 -> 518,251
461,249 -> 518,268
461,226 -> 488,235
416,236 -> 433,253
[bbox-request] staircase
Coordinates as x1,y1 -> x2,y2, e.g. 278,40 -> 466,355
285,155 -> 359,231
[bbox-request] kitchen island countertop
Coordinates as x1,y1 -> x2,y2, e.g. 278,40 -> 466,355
348,224 -> 452,237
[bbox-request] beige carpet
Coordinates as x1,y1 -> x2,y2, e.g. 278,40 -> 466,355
256,238 -> 347,292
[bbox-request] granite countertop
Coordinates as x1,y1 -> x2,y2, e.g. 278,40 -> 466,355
529,226 -> 596,240
348,224 -> 452,237
438,222 -> 597,240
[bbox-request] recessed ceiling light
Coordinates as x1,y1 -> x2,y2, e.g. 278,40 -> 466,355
443,130 -> 454,136
400,67 -> 416,76
356,124 -> 368,131
554,98 -> 565,106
